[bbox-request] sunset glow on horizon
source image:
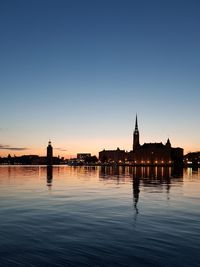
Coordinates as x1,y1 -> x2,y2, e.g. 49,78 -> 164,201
0,0 -> 200,158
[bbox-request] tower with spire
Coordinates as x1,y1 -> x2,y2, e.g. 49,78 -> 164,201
133,114 -> 140,151
47,140 -> 53,165
166,138 -> 171,148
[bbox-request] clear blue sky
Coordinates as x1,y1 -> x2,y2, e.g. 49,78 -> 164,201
0,0 -> 200,157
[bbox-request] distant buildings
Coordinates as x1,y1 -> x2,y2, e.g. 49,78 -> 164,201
99,115 -> 183,166
68,153 -> 98,166
184,152 -> 200,167
77,153 -> 91,160
0,120 -> 194,167
0,141 -> 63,165
99,148 -> 126,163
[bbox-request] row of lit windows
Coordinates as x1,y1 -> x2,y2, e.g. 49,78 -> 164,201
185,161 -> 200,164
106,160 -> 172,164
134,160 -> 172,164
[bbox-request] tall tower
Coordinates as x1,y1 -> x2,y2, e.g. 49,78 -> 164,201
133,115 -> 140,151
47,141 -> 53,165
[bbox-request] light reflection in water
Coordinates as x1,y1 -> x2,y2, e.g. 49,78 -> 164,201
0,166 -> 200,267
99,165 -> 184,214
46,165 -> 53,188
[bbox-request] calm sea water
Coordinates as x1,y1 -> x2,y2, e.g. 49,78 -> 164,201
0,166 -> 199,267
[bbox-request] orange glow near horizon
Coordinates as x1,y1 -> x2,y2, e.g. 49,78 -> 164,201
0,130 -> 199,158
0,141 -> 200,159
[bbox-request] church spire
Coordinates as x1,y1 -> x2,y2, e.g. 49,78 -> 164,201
133,114 -> 140,151
166,138 -> 171,148
135,114 -> 138,131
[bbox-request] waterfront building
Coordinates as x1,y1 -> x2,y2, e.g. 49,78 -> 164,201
47,141 -> 53,165
130,116 -> 183,166
184,151 -> 200,166
99,116 -> 183,166
99,148 -> 126,163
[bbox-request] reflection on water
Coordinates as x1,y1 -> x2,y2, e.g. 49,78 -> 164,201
133,175 -> 140,214
0,166 -> 200,267
99,165 -> 183,179
99,166 -> 184,215
46,165 -> 53,188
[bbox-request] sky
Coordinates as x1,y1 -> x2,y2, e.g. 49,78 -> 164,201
0,0 -> 200,158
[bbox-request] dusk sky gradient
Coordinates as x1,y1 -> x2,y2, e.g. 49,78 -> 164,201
0,0 -> 200,157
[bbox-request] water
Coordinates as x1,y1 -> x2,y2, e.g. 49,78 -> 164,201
0,166 -> 200,267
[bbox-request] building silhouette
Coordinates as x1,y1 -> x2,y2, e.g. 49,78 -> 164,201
99,148 -> 126,163
99,115 -> 183,166
0,141 -> 63,165
47,141 -> 53,165
131,116 -> 183,166
184,151 -> 200,167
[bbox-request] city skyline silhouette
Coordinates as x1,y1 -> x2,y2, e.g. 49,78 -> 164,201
0,0 -> 200,157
